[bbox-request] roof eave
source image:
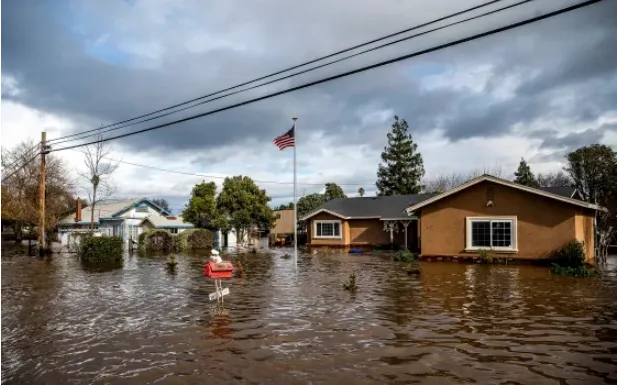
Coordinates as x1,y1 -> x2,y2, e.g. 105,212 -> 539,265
405,175 -> 605,213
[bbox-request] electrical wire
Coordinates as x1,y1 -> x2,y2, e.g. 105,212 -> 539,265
1,142 -> 41,172
50,0 -> 602,154
49,0 -> 533,146
68,149 -> 371,186
46,0 -> 506,145
1,152 -> 41,184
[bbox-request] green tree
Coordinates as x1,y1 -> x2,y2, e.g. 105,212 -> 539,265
152,198 -> 170,211
513,158 -> 539,187
358,187 -> 365,197
565,144 -> 617,261
324,182 -> 346,201
376,116 -> 425,196
297,193 -> 324,218
276,202 -> 294,210
182,181 -> 219,228
216,176 -> 275,245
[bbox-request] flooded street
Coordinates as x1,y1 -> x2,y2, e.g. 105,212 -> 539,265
2,247 -> 617,384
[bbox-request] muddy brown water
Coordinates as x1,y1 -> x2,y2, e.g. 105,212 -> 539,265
2,246 -> 617,384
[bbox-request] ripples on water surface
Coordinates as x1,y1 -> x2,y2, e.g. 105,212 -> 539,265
2,246 -> 617,384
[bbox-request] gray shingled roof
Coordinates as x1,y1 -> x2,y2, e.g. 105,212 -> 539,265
539,186 -> 577,198
305,193 -> 438,220
58,199 -> 135,225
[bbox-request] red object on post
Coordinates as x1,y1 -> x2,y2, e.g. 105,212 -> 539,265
204,261 -> 234,278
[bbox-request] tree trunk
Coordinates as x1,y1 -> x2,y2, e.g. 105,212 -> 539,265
90,184 -> 97,234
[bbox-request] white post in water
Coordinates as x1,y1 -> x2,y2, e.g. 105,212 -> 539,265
292,116 -> 298,271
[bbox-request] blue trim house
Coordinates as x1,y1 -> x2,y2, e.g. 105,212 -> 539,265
58,198 -> 179,247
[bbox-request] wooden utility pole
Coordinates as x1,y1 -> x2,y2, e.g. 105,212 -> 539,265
39,131 -> 47,254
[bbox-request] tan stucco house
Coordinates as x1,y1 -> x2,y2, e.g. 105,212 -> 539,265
300,175 -> 603,263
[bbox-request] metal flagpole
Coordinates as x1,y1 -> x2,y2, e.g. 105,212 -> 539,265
292,116 -> 298,271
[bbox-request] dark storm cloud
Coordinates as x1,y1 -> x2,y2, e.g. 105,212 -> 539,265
539,123 -> 616,151
2,0 -> 617,154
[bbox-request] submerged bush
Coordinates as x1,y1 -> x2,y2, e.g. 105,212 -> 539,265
141,229 -> 174,252
550,263 -> 597,277
176,228 -> 213,251
549,240 -> 595,277
478,249 -> 493,264
554,240 -> 586,267
79,236 -> 123,264
393,250 -> 418,262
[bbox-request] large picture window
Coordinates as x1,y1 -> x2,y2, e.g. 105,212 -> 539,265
314,220 -> 342,239
466,217 -> 517,251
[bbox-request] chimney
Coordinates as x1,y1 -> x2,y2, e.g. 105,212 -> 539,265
75,198 -> 82,222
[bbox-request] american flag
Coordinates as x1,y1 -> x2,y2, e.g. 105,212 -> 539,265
273,125 -> 295,150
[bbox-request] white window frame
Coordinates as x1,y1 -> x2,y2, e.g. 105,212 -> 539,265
465,216 -> 517,252
313,220 -> 342,239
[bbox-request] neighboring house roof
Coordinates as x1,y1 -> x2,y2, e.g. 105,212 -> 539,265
110,198 -> 171,217
140,215 -> 194,228
58,199 -> 135,225
58,198 -> 172,225
405,174 -> 603,213
300,193 -> 438,221
539,186 -> 578,199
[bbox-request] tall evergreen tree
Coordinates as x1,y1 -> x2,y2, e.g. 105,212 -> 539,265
357,187 -> 365,197
513,158 -> 539,187
375,116 -> 425,196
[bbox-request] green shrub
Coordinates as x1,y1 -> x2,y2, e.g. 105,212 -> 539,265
142,229 -> 174,252
554,240 -> 585,267
550,263 -> 597,277
79,236 -> 123,264
176,228 -> 213,251
478,249 -> 493,264
393,250 -> 418,262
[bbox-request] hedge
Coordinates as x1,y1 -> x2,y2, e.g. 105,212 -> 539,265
79,236 -> 123,264
140,228 -> 213,252
141,229 -> 175,252
176,228 -> 213,251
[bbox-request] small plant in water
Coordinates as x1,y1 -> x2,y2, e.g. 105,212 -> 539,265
236,261 -> 247,278
549,240 -> 596,277
478,249 -> 493,264
393,250 -> 417,262
166,255 -> 178,268
281,253 -> 292,260
343,272 -> 358,293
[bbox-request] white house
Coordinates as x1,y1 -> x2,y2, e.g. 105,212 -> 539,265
58,197 -> 250,250
57,198 -> 172,248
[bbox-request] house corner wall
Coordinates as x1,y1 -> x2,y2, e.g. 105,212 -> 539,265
575,211 -> 595,264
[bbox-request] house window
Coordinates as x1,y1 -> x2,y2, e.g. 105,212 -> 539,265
466,217 -> 517,251
169,228 -> 178,234
314,220 -> 342,239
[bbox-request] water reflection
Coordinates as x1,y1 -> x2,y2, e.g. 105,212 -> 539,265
2,246 -> 617,384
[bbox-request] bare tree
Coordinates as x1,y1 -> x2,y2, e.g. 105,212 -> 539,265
1,138 -> 75,241
537,171 -> 572,188
422,173 -> 468,193
423,166 -> 509,194
78,134 -> 119,233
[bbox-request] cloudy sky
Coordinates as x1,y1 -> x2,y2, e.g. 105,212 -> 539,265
2,0 -> 616,212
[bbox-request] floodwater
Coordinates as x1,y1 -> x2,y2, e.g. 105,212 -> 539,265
2,245 -> 617,384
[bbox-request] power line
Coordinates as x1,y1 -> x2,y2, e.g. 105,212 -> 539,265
68,149 -> 371,186
46,0 -> 506,145
50,0 -> 601,154
1,152 -> 41,184
50,0 -> 534,146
